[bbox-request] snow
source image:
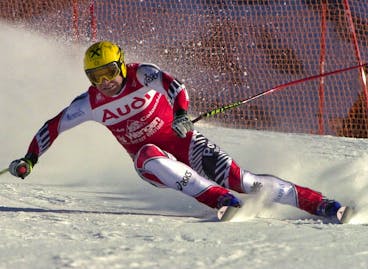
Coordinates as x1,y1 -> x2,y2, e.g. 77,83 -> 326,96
1,22 -> 368,269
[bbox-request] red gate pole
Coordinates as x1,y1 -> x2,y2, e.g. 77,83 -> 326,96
318,1 -> 327,135
343,0 -> 368,109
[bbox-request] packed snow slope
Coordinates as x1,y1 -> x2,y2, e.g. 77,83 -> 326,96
1,22 -> 368,269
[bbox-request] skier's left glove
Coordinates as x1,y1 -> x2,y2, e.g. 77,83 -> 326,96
9,158 -> 33,179
172,109 -> 194,138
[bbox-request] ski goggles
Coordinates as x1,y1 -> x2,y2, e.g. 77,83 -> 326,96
85,62 -> 121,84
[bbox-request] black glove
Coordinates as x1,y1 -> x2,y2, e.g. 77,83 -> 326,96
9,158 -> 33,179
172,109 -> 194,138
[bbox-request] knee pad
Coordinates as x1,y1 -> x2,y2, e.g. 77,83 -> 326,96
135,144 -> 174,170
134,144 -> 175,187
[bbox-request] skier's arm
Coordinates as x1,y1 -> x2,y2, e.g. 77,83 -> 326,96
9,92 -> 93,179
161,71 -> 189,114
136,63 -> 189,112
136,63 -> 192,137
160,70 -> 193,138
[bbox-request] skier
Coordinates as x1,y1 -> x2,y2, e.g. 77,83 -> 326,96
9,40 -> 342,219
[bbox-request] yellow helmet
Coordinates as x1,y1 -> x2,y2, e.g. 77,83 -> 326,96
83,41 -> 127,78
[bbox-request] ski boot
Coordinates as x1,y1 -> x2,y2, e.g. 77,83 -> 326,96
316,199 -> 355,224
217,193 -> 242,221
316,199 -> 341,217
217,193 -> 242,209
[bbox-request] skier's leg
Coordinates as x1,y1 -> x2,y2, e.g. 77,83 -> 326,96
187,131 -> 333,216
134,144 -> 240,209
227,160 -> 341,216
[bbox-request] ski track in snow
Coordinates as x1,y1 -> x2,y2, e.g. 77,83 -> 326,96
1,22 -> 368,269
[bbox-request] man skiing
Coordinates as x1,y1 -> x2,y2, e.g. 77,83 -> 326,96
9,41 -> 343,220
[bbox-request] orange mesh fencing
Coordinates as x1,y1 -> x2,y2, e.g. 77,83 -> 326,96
1,0 -> 367,137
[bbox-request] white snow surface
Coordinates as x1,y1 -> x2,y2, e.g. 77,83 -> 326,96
1,23 -> 368,269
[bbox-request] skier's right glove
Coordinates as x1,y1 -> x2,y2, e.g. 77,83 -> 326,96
172,109 -> 194,138
9,158 -> 33,179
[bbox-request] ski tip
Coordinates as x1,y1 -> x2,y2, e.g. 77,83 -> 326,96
217,206 -> 241,222
337,206 -> 354,224
217,206 -> 227,221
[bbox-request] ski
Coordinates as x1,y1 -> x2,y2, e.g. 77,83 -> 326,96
217,206 -> 241,222
337,206 -> 354,224
218,204 -> 355,223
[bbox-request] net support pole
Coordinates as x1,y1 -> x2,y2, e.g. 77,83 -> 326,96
89,0 -> 97,42
72,0 -> 79,41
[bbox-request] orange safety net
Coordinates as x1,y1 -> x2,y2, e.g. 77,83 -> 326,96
1,0 -> 367,137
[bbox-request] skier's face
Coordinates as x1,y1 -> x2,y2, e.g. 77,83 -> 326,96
95,74 -> 124,97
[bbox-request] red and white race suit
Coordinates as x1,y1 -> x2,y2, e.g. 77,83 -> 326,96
25,63 -> 323,213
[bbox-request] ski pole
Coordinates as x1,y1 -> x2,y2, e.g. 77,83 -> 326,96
192,63 -> 368,123
0,168 -> 9,176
